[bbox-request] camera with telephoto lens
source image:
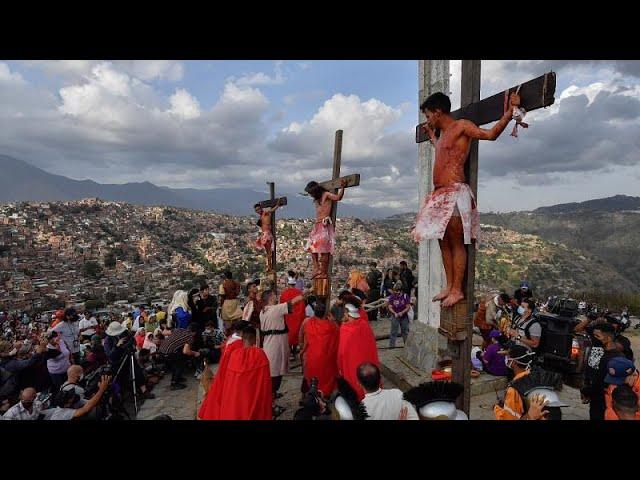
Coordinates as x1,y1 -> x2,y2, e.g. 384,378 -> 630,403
116,329 -> 137,354
81,364 -> 113,395
297,377 -> 326,418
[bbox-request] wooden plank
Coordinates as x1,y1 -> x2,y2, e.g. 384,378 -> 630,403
452,59 -> 481,417
318,173 -> 360,191
416,71 -> 556,143
324,130 -> 343,309
258,196 -> 287,209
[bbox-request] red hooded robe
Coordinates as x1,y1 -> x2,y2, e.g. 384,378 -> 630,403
337,316 -> 380,401
302,317 -> 340,397
198,337 -> 243,420
280,287 -> 305,347
218,346 -> 273,420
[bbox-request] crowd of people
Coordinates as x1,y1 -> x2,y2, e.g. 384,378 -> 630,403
471,282 -> 639,420
2,265 -> 638,421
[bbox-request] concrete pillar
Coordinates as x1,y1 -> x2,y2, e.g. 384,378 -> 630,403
404,59 -> 450,372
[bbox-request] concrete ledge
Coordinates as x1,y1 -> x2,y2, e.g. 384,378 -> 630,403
373,320 -> 508,397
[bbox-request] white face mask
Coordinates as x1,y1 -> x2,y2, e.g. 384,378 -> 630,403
517,306 -> 526,315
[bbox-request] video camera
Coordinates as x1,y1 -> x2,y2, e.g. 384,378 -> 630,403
115,329 -> 137,354
82,364 -> 113,397
295,377 -> 331,420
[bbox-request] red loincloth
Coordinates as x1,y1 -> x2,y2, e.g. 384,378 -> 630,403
280,287 -> 305,347
218,346 -> 273,420
305,220 -> 335,254
337,317 -> 381,401
302,317 -> 340,397
198,337 -> 243,420
412,182 -> 479,245
254,229 -> 273,250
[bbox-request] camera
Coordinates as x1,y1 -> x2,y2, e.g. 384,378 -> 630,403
116,330 -> 136,354
295,377 -> 329,420
82,364 -> 113,396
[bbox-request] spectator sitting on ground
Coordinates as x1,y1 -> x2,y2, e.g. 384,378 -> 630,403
143,332 -> 157,354
479,330 -> 510,377
358,362 -> 418,420
84,335 -> 107,373
60,365 -> 87,408
134,328 -> 146,350
1,387 -> 43,420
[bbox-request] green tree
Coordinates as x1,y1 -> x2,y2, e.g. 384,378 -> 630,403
84,261 -> 103,279
104,251 -> 117,268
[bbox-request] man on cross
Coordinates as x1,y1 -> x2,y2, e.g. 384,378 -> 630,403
304,179 -> 347,279
412,91 -> 521,308
254,199 -> 283,272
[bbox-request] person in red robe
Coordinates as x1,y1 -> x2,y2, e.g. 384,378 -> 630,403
218,326 -> 273,420
337,296 -> 381,402
299,302 -> 340,400
198,320 -> 249,420
280,276 -> 306,360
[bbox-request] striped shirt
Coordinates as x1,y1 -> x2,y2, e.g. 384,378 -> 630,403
159,328 -> 195,355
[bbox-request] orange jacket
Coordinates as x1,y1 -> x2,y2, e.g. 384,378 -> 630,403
604,374 -> 640,420
494,371 -> 529,420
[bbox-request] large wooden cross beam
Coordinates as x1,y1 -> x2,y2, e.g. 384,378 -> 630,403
258,183 -> 287,294
415,71 -> 557,143
309,131 -> 360,307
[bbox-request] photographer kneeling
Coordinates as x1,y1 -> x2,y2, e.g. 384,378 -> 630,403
104,322 -> 154,400
158,323 -> 201,391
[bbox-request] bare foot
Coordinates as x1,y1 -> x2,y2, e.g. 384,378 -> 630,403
432,288 -> 450,302
441,290 -> 464,308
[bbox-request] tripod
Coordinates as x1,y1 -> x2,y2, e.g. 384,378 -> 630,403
113,348 -> 140,417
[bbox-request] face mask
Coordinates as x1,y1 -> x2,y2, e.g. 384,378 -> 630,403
22,402 -> 34,409
517,306 -> 525,315
505,357 -> 513,369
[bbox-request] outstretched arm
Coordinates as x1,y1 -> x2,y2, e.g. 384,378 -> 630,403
461,92 -> 520,141
323,179 -> 347,202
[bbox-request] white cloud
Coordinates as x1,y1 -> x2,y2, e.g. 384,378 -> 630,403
168,88 -> 201,120
22,60 -> 185,83
0,62 -> 26,85
234,61 -> 285,86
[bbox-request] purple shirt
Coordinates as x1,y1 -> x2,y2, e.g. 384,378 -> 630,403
388,293 -> 410,317
483,342 -> 509,376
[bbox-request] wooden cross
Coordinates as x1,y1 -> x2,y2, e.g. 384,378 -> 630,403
258,183 -> 287,294
308,130 -> 360,307
415,65 -> 556,415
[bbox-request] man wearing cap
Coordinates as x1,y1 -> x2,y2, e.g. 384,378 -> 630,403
52,308 -> 81,364
604,357 -> 640,420
280,275 -> 305,361
337,296 -> 380,401
514,281 -> 533,305
387,281 -> 411,348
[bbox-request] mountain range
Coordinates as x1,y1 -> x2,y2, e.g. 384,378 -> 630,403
0,155 -> 386,219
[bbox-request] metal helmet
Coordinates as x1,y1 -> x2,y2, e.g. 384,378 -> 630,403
333,396 -> 354,420
418,401 -> 457,420
525,387 -> 568,408
453,409 -> 469,420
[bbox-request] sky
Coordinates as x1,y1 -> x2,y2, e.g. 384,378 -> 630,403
1,59 -> 639,214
